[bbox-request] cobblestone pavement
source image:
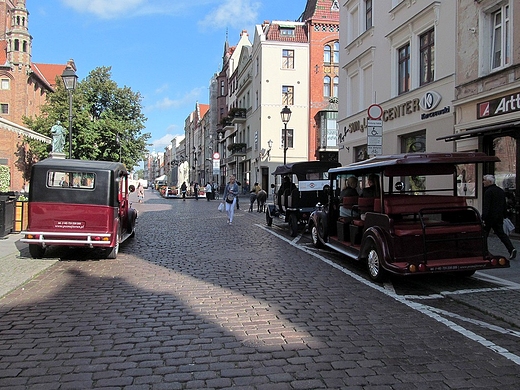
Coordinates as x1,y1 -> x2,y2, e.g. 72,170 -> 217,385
1,190 -> 520,389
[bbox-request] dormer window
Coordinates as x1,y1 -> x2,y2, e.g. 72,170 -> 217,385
280,25 -> 295,37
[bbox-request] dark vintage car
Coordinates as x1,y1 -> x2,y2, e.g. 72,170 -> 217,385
21,158 -> 137,259
266,161 -> 341,236
308,152 -> 510,281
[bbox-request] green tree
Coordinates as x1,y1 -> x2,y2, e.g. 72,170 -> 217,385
23,66 -> 150,169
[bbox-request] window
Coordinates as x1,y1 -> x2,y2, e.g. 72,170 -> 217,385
220,81 -> 224,96
280,26 -> 295,37
282,128 -> 294,149
398,43 -> 410,94
14,39 -> 19,51
324,76 -> 331,97
333,76 -> 339,97
491,4 -> 510,70
333,42 -> 339,63
282,86 -> 294,105
282,49 -> 294,69
365,0 -> 373,30
1,79 -> 10,90
324,45 -> 331,63
420,29 -> 435,85
47,171 -> 96,189
1,103 -> 8,114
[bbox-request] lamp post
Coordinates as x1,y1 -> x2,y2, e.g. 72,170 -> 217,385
280,106 -> 292,165
61,62 -> 78,159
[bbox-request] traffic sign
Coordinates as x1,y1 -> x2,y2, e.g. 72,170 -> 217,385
367,104 -> 383,120
213,152 -> 220,160
367,145 -> 382,155
367,136 -> 382,145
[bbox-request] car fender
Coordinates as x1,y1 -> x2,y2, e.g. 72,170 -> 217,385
360,226 -> 392,265
309,209 -> 328,242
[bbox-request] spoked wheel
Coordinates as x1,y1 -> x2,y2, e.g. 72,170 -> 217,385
366,241 -> 386,282
288,213 -> 299,237
310,222 -> 323,248
29,244 -> 45,259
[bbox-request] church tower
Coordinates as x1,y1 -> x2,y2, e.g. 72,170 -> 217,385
4,0 -> 31,69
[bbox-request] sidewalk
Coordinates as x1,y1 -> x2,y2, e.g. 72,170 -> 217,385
0,232 -> 57,298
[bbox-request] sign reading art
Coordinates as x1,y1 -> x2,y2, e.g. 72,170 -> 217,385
477,92 -> 520,119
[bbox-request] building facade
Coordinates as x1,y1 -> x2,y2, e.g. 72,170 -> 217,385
337,1 -> 456,163
0,0 -> 64,191
441,0 -> 520,228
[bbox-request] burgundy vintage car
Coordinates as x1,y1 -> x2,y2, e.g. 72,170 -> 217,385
308,152 -> 510,281
21,158 -> 137,259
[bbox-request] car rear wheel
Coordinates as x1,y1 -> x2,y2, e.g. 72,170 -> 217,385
288,213 -> 298,237
29,244 -> 45,259
366,241 -> 386,282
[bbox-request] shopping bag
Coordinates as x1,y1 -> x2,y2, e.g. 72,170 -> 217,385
503,218 -> 515,235
218,203 -> 224,212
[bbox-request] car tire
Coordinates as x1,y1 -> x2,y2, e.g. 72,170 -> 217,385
289,213 -> 298,237
366,240 -> 386,282
266,210 -> 273,226
310,221 -> 323,248
29,244 -> 45,259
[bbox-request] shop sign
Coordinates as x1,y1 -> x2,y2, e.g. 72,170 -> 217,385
477,93 -> 520,119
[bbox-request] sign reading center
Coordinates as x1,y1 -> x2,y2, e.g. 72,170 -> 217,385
367,104 -> 383,155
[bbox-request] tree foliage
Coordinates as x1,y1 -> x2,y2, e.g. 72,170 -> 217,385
23,66 -> 150,169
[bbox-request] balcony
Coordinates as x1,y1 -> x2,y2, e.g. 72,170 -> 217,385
227,142 -> 247,157
230,108 -> 247,124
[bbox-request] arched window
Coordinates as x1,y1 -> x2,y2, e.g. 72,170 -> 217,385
324,76 -> 331,97
333,77 -> 339,97
14,39 -> 19,51
324,45 -> 331,63
23,41 -> 27,52
333,42 -> 340,63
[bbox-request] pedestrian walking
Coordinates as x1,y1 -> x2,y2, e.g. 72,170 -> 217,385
482,174 -> 516,259
205,182 -> 212,201
181,181 -> 187,201
194,182 -> 199,200
137,182 -> 144,203
222,175 -> 239,225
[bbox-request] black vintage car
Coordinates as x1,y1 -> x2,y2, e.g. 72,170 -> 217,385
308,152 -> 509,281
266,161 -> 341,237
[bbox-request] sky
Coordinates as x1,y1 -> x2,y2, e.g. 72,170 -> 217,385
28,0 -> 308,153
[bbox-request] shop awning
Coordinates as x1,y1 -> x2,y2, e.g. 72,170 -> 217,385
154,175 -> 167,182
437,120 -> 520,142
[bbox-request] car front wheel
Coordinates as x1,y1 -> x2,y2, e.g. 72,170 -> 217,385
310,221 -> 323,248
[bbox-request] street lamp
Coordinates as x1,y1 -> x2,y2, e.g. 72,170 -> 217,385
61,62 -> 78,159
280,106 -> 292,165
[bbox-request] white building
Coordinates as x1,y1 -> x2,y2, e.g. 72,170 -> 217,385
337,1 -> 456,162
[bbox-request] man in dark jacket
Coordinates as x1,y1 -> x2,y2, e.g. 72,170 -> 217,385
482,174 -> 516,259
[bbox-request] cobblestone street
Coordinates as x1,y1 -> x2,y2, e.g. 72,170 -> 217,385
1,190 -> 520,389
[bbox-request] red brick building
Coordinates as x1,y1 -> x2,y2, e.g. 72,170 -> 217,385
300,0 -> 340,161
0,0 -> 66,191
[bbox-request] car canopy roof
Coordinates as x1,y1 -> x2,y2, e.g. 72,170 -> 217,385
272,161 -> 341,179
328,152 -> 499,177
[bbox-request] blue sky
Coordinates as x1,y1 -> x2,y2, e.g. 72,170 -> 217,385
28,0 -> 307,153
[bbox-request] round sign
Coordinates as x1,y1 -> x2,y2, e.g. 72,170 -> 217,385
213,152 -> 220,160
367,104 -> 383,120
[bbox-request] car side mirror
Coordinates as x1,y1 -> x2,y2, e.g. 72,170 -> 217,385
395,181 -> 404,191
129,185 -> 135,193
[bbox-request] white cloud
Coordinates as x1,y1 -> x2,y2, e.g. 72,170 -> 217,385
145,87 -> 206,111
199,0 -> 261,30
151,134 -> 176,150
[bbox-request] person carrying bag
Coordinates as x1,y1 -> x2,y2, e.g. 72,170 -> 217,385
222,175 -> 239,225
